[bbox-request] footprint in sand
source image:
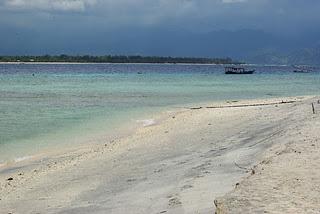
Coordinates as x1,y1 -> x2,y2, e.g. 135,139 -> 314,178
168,196 -> 182,207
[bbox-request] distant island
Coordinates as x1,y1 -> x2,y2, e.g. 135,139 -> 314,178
0,55 -> 240,64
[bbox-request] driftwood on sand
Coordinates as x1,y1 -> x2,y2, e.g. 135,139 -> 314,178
312,103 -> 316,114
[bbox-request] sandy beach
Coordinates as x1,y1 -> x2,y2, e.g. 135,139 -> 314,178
215,97 -> 320,213
0,96 -> 319,214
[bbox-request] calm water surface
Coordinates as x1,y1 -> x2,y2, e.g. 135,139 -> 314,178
0,63 -> 319,163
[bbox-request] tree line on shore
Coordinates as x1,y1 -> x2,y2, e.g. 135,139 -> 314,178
0,55 -> 241,64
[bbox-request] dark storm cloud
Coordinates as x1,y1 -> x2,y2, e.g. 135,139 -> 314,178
0,0 -> 319,56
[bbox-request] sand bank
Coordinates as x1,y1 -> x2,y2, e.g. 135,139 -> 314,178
0,96 -> 318,214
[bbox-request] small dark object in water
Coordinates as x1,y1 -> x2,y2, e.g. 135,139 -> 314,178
225,66 -> 255,74
293,70 -> 310,73
137,72 -> 143,74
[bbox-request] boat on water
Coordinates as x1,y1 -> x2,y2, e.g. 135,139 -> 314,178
225,66 -> 255,74
293,65 -> 313,73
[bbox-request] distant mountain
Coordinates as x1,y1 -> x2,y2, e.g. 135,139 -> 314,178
287,46 -> 320,65
0,26 -> 289,58
246,46 -> 320,65
1,24 -> 320,65
245,49 -> 288,65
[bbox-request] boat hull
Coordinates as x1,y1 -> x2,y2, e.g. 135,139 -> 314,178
225,70 -> 255,74
293,70 -> 310,73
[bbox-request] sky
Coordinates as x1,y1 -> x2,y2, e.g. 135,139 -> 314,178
1,0 -> 320,59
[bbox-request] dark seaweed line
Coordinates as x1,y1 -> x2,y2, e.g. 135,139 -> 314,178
189,100 -> 297,110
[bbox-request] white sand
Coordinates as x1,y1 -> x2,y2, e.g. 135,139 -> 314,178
215,97 -> 320,213
0,96 -> 318,214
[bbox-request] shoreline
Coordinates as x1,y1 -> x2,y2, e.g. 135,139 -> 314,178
0,96 -> 304,171
0,105 -> 175,169
0,62 -> 225,66
0,95 -> 318,213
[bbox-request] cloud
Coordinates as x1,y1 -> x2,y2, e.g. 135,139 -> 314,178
1,0 -> 320,36
1,0 -> 320,56
3,0 -> 97,12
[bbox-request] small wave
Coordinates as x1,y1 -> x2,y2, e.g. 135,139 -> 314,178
0,161 -> 6,168
14,156 -> 34,163
137,119 -> 156,127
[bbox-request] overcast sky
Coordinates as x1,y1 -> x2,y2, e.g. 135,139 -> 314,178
1,0 -> 319,57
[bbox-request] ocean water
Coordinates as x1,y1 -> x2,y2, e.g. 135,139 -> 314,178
0,63 -> 319,164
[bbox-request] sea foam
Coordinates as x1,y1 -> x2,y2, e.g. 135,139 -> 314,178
0,161 -> 6,168
137,119 -> 156,127
14,156 -> 34,163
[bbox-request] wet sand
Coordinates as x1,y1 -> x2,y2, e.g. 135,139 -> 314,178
0,96 -> 317,214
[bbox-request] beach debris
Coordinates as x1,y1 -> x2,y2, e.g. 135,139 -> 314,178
181,184 -> 193,190
7,177 -> 13,181
227,100 -> 239,104
127,178 -> 136,183
234,161 -> 249,171
311,103 -> 316,114
234,161 -> 256,175
154,168 -> 163,173
190,107 -> 202,110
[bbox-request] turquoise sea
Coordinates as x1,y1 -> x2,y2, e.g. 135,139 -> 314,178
0,63 -> 319,164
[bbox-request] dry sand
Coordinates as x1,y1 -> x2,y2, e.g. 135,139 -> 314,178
215,97 -> 320,214
0,96 -> 319,214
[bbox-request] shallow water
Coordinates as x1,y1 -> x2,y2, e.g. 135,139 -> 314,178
0,63 -> 319,163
